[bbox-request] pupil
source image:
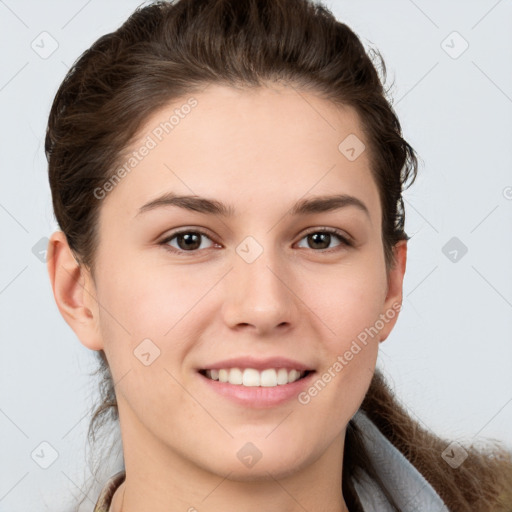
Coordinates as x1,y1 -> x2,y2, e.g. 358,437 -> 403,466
309,232 -> 329,249
179,233 -> 201,250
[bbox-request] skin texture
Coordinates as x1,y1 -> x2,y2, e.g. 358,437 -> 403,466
47,83 -> 406,512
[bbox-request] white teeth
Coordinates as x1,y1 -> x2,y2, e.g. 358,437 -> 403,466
276,368 -> 289,385
204,367 -> 308,387
260,369 -> 277,387
243,368 -> 260,386
229,367 -> 243,385
288,369 -> 300,382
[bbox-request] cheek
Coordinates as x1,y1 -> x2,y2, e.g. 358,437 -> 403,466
95,253 -> 222,401
94,259 -> 199,419
97,252 -> 205,339
294,259 -> 385,412
299,260 -> 387,351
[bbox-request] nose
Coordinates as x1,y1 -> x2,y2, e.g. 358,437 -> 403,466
221,243 -> 301,335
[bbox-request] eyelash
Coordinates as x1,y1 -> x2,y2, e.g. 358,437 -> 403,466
159,227 -> 353,256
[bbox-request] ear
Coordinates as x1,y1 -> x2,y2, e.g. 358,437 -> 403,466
378,239 -> 407,343
46,230 -> 104,351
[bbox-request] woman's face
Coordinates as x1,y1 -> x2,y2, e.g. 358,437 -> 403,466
52,83 -> 406,482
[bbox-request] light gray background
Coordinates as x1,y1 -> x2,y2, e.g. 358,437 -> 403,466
1,0 -> 511,511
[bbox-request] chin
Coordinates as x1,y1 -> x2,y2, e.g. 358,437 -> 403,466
201,450 -> 313,482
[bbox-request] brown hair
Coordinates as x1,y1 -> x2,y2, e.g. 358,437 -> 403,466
45,0 -> 512,510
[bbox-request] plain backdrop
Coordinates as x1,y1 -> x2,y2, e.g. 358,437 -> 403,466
1,0 -> 511,510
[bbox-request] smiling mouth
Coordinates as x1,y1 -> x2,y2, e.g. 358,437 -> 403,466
198,368 -> 314,387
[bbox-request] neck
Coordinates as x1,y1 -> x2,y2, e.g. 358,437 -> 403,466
111,401 -> 350,512
112,466 -> 350,512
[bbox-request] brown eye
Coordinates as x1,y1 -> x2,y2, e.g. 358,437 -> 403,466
296,228 -> 352,252
161,230 -> 216,254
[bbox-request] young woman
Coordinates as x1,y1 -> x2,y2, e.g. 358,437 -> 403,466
45,0 -> 512,510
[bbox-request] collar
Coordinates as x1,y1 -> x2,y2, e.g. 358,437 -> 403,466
351,409 -> 450,511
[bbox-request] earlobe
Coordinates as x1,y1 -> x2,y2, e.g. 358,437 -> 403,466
46,230 -> 104,351
379,240 -> 407,343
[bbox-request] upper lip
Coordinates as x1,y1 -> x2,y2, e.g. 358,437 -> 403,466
199,356 -> 315,372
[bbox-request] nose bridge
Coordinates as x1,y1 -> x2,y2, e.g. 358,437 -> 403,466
222,235 -> 298,331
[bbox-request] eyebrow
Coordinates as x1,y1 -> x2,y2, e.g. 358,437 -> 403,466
136,192 -> 371,220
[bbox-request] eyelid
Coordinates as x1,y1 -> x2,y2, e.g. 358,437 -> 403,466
300,226 -> 353,244
159,227 -> 218,247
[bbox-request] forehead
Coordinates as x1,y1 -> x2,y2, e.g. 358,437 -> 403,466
100,83 -> 380,225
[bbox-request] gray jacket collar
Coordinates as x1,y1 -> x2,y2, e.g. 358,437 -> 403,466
351,410 -> 450,511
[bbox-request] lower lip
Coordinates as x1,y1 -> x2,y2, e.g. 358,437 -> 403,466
197,371 -> 316,408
